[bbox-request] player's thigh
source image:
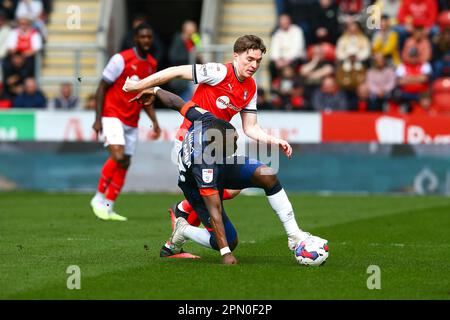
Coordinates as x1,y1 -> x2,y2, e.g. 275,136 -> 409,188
123,124 -> 138,156
223,156 -> 265,190
102,117 -> 126,146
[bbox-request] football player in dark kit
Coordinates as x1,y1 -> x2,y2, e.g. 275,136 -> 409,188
131,86 -> 327,265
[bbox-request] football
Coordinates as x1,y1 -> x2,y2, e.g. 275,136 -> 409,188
294,240 -> 329,266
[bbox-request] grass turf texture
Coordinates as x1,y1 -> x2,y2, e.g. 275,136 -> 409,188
1,192 -> 449,299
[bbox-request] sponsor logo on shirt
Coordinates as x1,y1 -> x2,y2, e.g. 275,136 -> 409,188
216,96 -> 240,111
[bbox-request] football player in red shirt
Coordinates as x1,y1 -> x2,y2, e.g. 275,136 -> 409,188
125,35 -> 315,256
90,23 -> 161,221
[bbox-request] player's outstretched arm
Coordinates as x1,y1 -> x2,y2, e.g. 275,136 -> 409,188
202,192 -> 237,265
130,87 -> 186,113
123,65 -> 193,92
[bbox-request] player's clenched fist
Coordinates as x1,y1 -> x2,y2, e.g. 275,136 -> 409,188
122,76 -> 139,92
222,253 -> 238,265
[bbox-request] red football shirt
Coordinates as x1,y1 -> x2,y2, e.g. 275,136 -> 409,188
176,62 -> 257,140
102,48 -> 157,127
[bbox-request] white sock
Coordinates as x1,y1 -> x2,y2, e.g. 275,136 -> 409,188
267,189 -> 302,239
183,225 -> 212,249
178,202 -> 187,213
104,199 -> 114,213
93,192 -> 104,202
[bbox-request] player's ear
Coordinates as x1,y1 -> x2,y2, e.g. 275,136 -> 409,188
232,52 -> 239,60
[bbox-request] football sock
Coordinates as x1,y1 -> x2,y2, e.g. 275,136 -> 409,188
183,225 -> 212,249
178,200 -> 192,213
93,191 -> 104,203
223,189 -> 233,200
178,200 -> 201,226
105,166 -> 128,210
266,188 -> 302,239
97,158 -> 119,193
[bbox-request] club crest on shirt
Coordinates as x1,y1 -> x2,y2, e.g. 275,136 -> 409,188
243,90 -> 248,100
202,169 -> 214,183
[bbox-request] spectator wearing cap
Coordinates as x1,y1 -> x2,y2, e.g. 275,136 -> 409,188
269,13 -> 306,82
15,0 -> 47,39
13,77 -> 46,108
311,76 -> 348,112
372,15 -> 400,66
52,82 -> 79,110
395,47 -> 432,112
401,25 -> 432,63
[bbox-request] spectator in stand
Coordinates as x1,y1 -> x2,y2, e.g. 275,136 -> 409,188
6,16 -> 43,72
311,75 -> 348,111
309,0 -> 340,45
336,19 -> 371,67
300,44 -> 335,102
0,0 -> 18,20
15,0 -> 47,39
0,81 -> 12,108
366,53 -> 396,111
52,82 -> 78,110
121,14 -> 164,64
12,77 -> 46,108
336,52 -> 367,92
0,10 -> 11,61
269,13 -> 305,82
271,65 -> 304,110
337,0 -> 370,25
401,25 -> 432,63
83,93 -> 96,110
372,0 -> 401,26
396,0 -> 439,49
168,20 -> 201,99
372,15 -> 400,66
256,88 -> 272,110
432,27 -> 450,79
284,0 -> 316,45
354,82 -> 370,112
2,52 -> 33,96
395,47 -> 432,112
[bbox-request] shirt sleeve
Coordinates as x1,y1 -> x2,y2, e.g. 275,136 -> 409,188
241,85 -> 257,113
193,63 -> 227,86
421,63 -> 432,75
6,30 -> 17,50
102,54 -> 125,83
395,65 -> 406,78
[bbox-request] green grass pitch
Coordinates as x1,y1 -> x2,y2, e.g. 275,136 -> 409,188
1,192 -> 449,299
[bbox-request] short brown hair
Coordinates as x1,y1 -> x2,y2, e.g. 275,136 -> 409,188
233,35 -> 266,54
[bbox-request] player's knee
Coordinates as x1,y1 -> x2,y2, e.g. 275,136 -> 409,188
113,154 -> 130,169
253,166 -> 279,191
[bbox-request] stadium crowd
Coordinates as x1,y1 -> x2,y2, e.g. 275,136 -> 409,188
266,0 -> 450,114
1,0 -> 449,115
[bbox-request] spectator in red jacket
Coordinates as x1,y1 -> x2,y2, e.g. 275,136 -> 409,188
395,47 -> 432,112
395,0 -> 439,49
0,82 -> 12,109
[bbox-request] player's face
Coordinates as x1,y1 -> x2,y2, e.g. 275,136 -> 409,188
233,49 -> 263,79
135,29 -> 153,53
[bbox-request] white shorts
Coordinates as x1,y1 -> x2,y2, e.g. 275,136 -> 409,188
102,117 -> 138,156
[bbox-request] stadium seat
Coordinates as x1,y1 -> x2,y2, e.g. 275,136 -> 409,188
431,77 -> 450,113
